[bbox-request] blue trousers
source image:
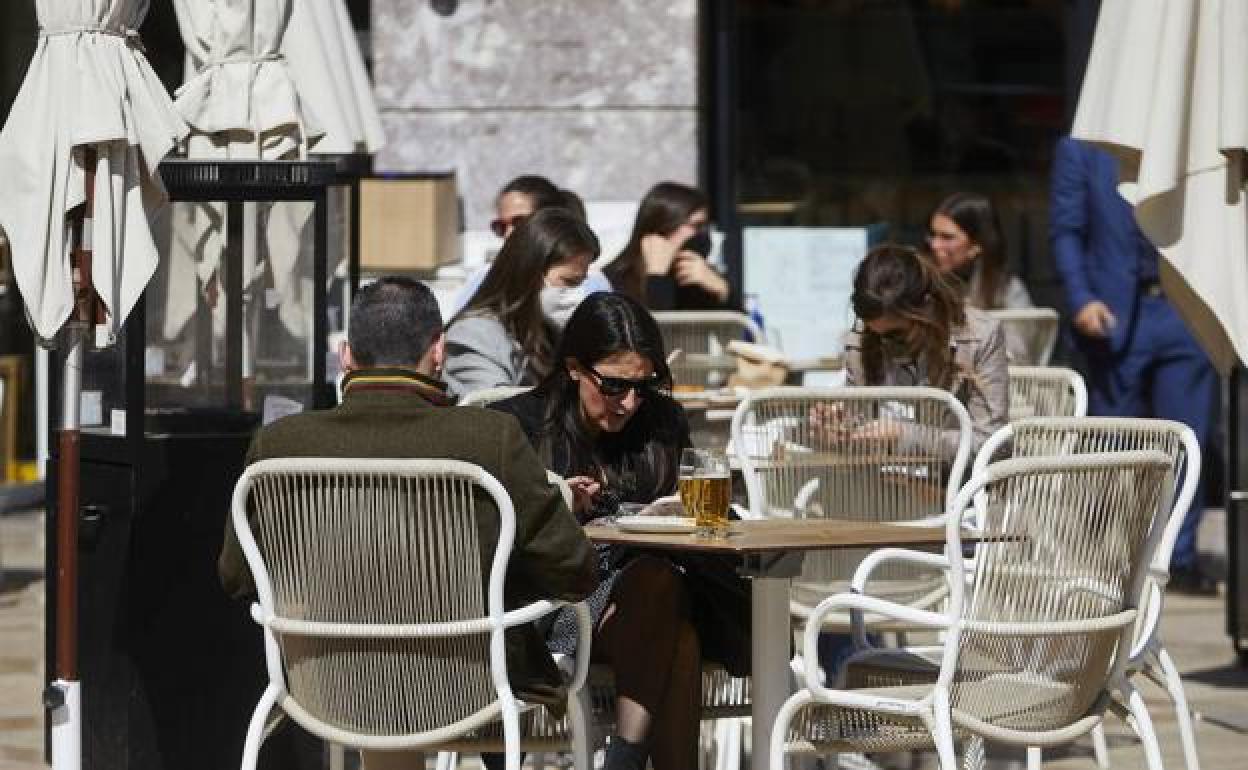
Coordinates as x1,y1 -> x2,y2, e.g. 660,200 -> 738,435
1084,294 -> 1218,568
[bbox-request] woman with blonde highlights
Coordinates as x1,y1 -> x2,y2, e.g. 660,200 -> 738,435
844,243 -> 1008,457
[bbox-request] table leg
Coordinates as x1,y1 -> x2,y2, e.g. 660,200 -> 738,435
751,575 -> 791,770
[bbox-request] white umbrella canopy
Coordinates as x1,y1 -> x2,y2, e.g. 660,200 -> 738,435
284,0 -> 384,155
173,0 -> 321,159
0,0 -> 188,343
1073,0 -> 1248,374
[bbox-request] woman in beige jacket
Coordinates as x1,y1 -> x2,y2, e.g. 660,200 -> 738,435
842,244 -> 1009,460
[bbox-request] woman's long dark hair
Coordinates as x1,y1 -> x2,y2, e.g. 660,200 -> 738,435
851,244 -> 967,390
605,181 -> 708,304
534,292 -> 685,500
454,207 -> 599,377
931,192 -> 1008,309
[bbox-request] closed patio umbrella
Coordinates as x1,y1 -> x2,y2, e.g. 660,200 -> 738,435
0,0 -> 186,343
0,2 -> 187,769
1073,0 -> 1248,374
284,0 -> 384,155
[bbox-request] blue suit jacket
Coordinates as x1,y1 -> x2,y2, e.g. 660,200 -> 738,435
1049,136 -> 1159,354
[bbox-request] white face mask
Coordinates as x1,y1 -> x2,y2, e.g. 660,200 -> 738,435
540,285 -> 588,329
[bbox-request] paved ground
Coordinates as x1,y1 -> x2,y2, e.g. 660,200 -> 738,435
2,507 -> 1246,769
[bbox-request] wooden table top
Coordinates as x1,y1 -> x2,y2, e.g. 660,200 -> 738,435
584,517 -> 948,555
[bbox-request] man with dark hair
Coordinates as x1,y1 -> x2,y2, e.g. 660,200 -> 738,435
345,275 -> 445,367
219,275 -> 598,713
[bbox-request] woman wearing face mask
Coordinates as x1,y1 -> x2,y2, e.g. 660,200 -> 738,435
604,181 -> 730,310
490,292 -> 748,770
841,243 -> 1008,459
927,192 -> 1032,311
444,207 -> 599,397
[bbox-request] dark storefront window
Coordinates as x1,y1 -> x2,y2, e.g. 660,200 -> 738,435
730,0 -> 1079,307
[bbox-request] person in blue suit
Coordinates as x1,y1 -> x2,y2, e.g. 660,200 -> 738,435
1050,135 -> 1219,594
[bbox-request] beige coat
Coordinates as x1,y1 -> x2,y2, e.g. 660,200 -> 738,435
844,306 -> 1009,460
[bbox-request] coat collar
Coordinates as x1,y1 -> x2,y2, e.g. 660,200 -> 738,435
341,367 -> 454,407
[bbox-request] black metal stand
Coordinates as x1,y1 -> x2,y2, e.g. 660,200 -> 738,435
1228,366 -> 1248,664
45,160 -> 337,770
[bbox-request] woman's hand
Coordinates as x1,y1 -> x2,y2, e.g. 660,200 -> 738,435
850,419 -> 902,444
641,233 -> 681,276
565,475 -> 603,514
808,402 -> 850,446
672,251 -> 730,301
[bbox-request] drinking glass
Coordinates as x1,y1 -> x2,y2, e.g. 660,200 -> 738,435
679,448 -> 731,537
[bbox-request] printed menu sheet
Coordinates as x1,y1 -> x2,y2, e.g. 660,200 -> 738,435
743,226 -> 884,360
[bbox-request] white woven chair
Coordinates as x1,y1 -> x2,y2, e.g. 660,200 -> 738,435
458,385 -> 532,408
653,310 -> 762,391
1007,366 -> 1088,420
987,307 -> 1060,366
230,457 -> 594,770
732,386 -> 972,631
973,418 -> 1203,770
772,450 -> 1174,770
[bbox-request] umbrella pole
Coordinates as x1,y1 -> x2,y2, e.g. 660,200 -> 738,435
48,148 -> 96,770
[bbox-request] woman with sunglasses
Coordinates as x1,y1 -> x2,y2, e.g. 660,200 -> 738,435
444,207 -> 599,396
604,181 -> 730,310
840,243 -> 1008,459
491,292 -> 748,770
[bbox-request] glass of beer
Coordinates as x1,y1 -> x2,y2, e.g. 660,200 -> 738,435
679,448 -> 731,537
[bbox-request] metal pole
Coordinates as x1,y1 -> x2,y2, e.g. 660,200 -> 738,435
49,146 -> 96,770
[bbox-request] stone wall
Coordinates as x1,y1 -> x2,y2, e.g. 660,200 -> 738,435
372,0 -> 699,229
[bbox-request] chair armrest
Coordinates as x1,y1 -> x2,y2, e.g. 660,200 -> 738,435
502,599 -> 574,627
848,548 -> 953,648
802,593 -> 950,698
562,602 -> 593,694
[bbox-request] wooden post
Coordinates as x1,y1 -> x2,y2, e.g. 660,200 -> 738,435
54,147 -> 98,683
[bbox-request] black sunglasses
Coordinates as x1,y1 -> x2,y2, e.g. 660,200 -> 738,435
581,365 -> 664,398
490,214 -> 527,238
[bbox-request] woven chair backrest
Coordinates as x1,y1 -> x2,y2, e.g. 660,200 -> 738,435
948,451 -> 1170,736
733,386 -> 970,606
1007,366 -> 1087,420
998,417 -> 1194,572
653,311 -> 762,390
458,386 -> 532,408
237,458 -> 508,738
987,307 -> 1059,366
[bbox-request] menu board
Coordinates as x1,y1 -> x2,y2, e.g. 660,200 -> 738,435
743,226 -> 885,360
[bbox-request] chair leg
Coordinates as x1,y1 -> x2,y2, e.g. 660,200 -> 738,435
929,690 -> 957,770
1025,746 -> 1041,770
500,703 -> 522,770
712,718 -> 743,770
769,691 -> 812,770
726,718 -> 743,770
328,743 -> 346,770
1090,725 -> 1110,769
241,684 -> 280,770
1156,646 -> 1201,770
567,681 -> 593,770
1122,684 -> 1164,770
434,751 -> 457,770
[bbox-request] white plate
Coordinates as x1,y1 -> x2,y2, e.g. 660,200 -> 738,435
615,515 -> 698,534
